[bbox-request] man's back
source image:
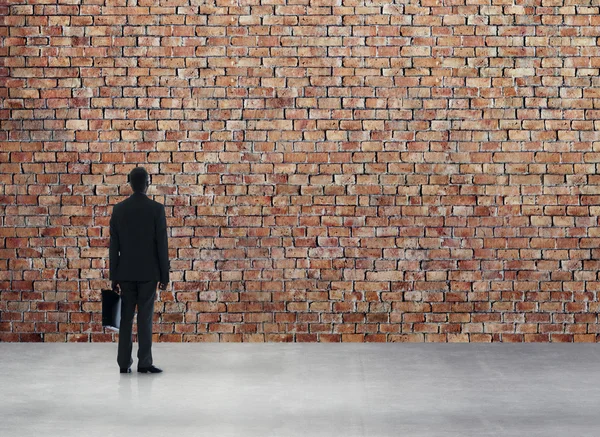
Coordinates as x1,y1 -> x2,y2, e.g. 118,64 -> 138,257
109,192 -> 170,284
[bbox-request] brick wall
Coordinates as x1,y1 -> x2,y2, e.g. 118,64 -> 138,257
1,0 -> 599,342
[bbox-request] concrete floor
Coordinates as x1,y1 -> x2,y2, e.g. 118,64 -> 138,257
0,343 -> 599,437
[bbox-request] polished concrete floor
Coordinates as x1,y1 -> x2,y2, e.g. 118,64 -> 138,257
0,343 -> 599,437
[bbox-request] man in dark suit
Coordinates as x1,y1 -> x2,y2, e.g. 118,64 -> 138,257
109,166 -> 169,374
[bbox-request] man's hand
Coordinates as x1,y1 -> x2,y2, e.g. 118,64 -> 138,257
112,280 -> 121,293
158,282 -> 168,290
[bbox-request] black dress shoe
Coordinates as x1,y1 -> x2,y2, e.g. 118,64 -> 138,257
120,367 -> 131,373
138,365 -> 163,373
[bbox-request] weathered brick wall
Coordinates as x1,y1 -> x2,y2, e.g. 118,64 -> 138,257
1,0 -> 599,342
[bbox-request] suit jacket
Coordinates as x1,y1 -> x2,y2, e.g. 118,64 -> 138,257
109,191 -> 170,284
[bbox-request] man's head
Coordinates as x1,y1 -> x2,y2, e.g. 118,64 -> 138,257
127,167 -> 150,193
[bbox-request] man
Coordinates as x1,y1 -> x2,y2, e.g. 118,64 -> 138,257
109,166 -> 169,374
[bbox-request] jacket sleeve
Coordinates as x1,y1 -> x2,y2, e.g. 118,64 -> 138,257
109,212 -> 119,281
156,204 -> 170,284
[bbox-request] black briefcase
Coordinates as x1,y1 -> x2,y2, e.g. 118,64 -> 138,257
102,288 -> 121,331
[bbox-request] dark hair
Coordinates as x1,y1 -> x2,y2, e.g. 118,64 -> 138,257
128,167 -> 149,193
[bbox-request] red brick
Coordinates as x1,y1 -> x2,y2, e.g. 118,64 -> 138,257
1,1 -> 597,343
